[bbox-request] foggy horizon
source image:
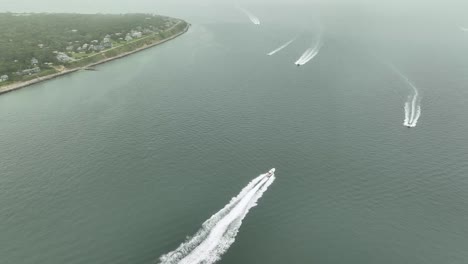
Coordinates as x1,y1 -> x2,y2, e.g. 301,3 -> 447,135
3,0 -> 468,19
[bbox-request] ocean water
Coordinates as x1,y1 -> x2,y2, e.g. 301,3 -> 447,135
1,5 -> 468,264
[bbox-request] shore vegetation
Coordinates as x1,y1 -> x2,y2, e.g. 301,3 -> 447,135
0,13 -> 188,87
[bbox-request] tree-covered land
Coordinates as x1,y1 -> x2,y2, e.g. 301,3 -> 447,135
0,13 -> 187,86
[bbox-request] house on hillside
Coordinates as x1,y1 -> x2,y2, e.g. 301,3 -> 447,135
102,37 -> 112,49
31,57 -> 39,65
19,67 -> 41,75
93,45 -> 104,52
131,31 -> 142,38
0,75 -> 8,82
56,52 -> 74,63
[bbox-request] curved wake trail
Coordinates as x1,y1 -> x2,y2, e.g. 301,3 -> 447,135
294,48 -> 313,65
409,88 -> 418,124
389,65 -> 422,127
294,38 -> 322,66
411,105 -> 421,127
403,101 -> 410,126
238,7 -> 260,25
295,48 -> 319,66
267,37 -> 296,56
158,173 -> 275,264
403,78 -> 420,127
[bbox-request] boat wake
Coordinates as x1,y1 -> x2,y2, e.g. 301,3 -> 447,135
403,100 -> 410,126
158,171 -> 275,264
238,7 -> 260,25
294,37 -> 322,66
267,37 -> 297,56
391,66 -> 422,127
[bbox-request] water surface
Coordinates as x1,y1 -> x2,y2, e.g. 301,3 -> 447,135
1,6 -> 468,264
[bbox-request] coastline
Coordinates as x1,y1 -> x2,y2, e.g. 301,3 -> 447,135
0,21 -> 190,96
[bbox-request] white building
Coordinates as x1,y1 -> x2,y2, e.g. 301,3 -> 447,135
131,31 -> 142,38
102,37 -> 112,49
21,67 -> 40,75
56,52 -> 74,63
0,75 -> 8,82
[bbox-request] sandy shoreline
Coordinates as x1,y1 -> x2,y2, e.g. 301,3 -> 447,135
0,22 -> 190,96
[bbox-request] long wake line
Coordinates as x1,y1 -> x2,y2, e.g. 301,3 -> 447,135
267,37 -> 297,56
158,171 -> 275,264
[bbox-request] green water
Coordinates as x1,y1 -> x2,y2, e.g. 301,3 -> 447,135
1,8 -> 468,264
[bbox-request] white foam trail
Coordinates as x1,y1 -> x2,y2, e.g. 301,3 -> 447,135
405,80 -> 420,127
294,38 -> 322,66
410,105 -> 421,127
158,174 -> 265,263
389,65 -> 422,127
403,100 -> 410,126
267,37 -> 297,56
238,7 -> 260,25
295,48 -> 320,65
159,173 -> 275,264
295,44 -> 317,65
408,81 -> 419,124
301,49 -> 319,65
294,48 -> 313,65
460,26 -> 468,32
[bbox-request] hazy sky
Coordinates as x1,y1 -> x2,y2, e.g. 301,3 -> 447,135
2,0 -> 468,26
3,0 -> 468,13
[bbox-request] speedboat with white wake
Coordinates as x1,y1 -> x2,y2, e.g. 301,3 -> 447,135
265,168 -> 275,177
158,169 -> 276,264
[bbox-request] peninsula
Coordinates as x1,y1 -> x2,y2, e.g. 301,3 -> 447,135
0,13 -> 189,94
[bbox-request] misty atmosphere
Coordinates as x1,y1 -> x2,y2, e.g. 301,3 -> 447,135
1,0 -> 468,264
